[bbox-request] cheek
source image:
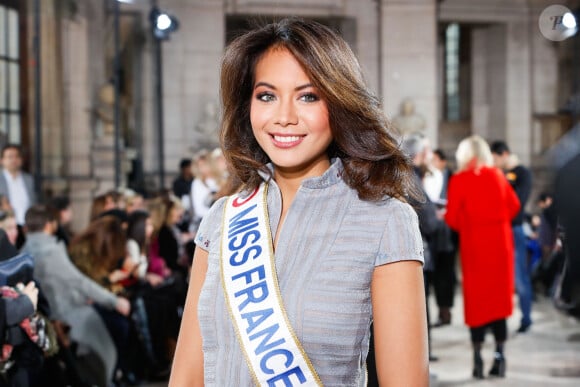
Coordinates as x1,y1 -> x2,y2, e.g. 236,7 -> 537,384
250,102 -> 268,130
307,108 -> 331,136
8,225 -> 17,235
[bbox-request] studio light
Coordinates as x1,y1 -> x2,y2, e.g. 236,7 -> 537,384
150,6 -> 179,40
563,12 -> 577,29
562,10 -> 578,39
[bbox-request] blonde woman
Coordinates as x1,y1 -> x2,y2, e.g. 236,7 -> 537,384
190,150 -> 219,228
444,135 -> 520,378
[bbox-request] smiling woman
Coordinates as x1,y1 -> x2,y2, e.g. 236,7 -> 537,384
250,47 -> 333,179
170,18 -> 428,387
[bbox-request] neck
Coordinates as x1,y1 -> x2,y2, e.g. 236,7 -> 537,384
6,169 -> 19,178
273,158 -> 330,197
272,157 -> 331,209
274,176 -> 302,205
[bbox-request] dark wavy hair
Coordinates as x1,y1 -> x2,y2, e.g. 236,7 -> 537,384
69,215 -> 127,276
127,210 -> 150,253
220,18 -> 416,201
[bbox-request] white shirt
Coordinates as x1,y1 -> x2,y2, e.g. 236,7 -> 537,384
3,170 -> 30,225
191,177 -> 218,221
126,239 -> 148,278
422,167 -> 444,203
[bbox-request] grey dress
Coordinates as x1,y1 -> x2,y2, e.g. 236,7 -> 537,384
195,159 -> 424,386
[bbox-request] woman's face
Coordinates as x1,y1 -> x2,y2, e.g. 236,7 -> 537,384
127,196 -> 144,213
168,205 -> 183,225
60,207 -> 73,225
145,217 -> 154,240
1,216 -> 18,245
197,159 -> 211,179
250,47 -> 333,177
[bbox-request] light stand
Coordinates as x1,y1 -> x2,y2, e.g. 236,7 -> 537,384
150,6 -> 178,190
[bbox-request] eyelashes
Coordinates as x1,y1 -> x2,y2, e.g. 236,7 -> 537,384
300,93 -> 319,102
256,92 -> 275,102
254,91 -> 320,103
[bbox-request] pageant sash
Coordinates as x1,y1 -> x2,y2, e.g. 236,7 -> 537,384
220,183 -> 322,386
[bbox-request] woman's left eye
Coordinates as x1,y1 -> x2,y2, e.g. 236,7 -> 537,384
299,93 -> 319,103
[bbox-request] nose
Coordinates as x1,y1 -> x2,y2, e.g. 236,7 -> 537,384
275,99 -> 298,126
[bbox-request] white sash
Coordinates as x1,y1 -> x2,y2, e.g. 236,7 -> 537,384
220,183 -> 322,386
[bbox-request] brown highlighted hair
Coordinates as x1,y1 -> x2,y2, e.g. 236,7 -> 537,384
68,215 -> 127,284
220,18 -> 415,201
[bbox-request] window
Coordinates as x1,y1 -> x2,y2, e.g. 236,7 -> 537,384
445,23 -> 460,122
0,0 -> 22,147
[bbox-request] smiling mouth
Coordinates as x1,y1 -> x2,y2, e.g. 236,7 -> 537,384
271,134 -> 304,148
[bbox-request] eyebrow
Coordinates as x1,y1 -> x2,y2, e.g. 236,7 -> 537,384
254,82 -> 314,91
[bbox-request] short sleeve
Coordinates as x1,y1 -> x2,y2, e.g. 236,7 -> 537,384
194,196 -> 228,252
375,199 -> 424,267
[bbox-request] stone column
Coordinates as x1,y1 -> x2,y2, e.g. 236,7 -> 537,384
470,26 -> 490,139
26,0 -> 65,194
486,24 -> 508,143
506,17 -> 532,165
381,0 -> 438,145
61,1 -> 101,231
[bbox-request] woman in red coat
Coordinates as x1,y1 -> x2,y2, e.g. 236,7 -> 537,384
445,135 -> 520,379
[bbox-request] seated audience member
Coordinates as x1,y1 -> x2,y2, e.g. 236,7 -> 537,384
69,216 -> 130,293
68,215 -> 137,382
123,189 -> 146,214
21,205 -> 130,386
190,150 -> 219,230
0,144 -> 37,249
89,190 -> 123,221
0,209 -> 18,246
152,196 -> 191,276
126,210 -> 182,374
0,229 -> 43,386
48,196 -> 74,247
146,198 -> 171,279
126,210 -> 158,286
147,198 -> 188,306
172,158 -> 193,201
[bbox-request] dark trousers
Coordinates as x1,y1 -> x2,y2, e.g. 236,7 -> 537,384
433,250 -> 456,308
94,305 -> 130,375
469,318 -> 507,343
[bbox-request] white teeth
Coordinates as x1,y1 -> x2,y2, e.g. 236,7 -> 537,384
273,135 -> 301,143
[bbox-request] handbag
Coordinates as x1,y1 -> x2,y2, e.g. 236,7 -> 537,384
0,253 -> 34,287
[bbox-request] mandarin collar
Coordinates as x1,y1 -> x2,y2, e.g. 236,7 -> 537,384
257,158 -> 343,190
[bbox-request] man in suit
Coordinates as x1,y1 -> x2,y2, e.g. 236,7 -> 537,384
491,140 -> 534,333
0,144 -> 37,248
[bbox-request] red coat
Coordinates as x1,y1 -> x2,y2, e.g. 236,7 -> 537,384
445,166 -> 520,327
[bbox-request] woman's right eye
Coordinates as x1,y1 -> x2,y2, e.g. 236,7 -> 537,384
256,92 -> 275,102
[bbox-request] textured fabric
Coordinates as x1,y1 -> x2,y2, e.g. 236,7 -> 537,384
195,159 -> 423,386
21,232 -> 118,381
445,166 -> 520,327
